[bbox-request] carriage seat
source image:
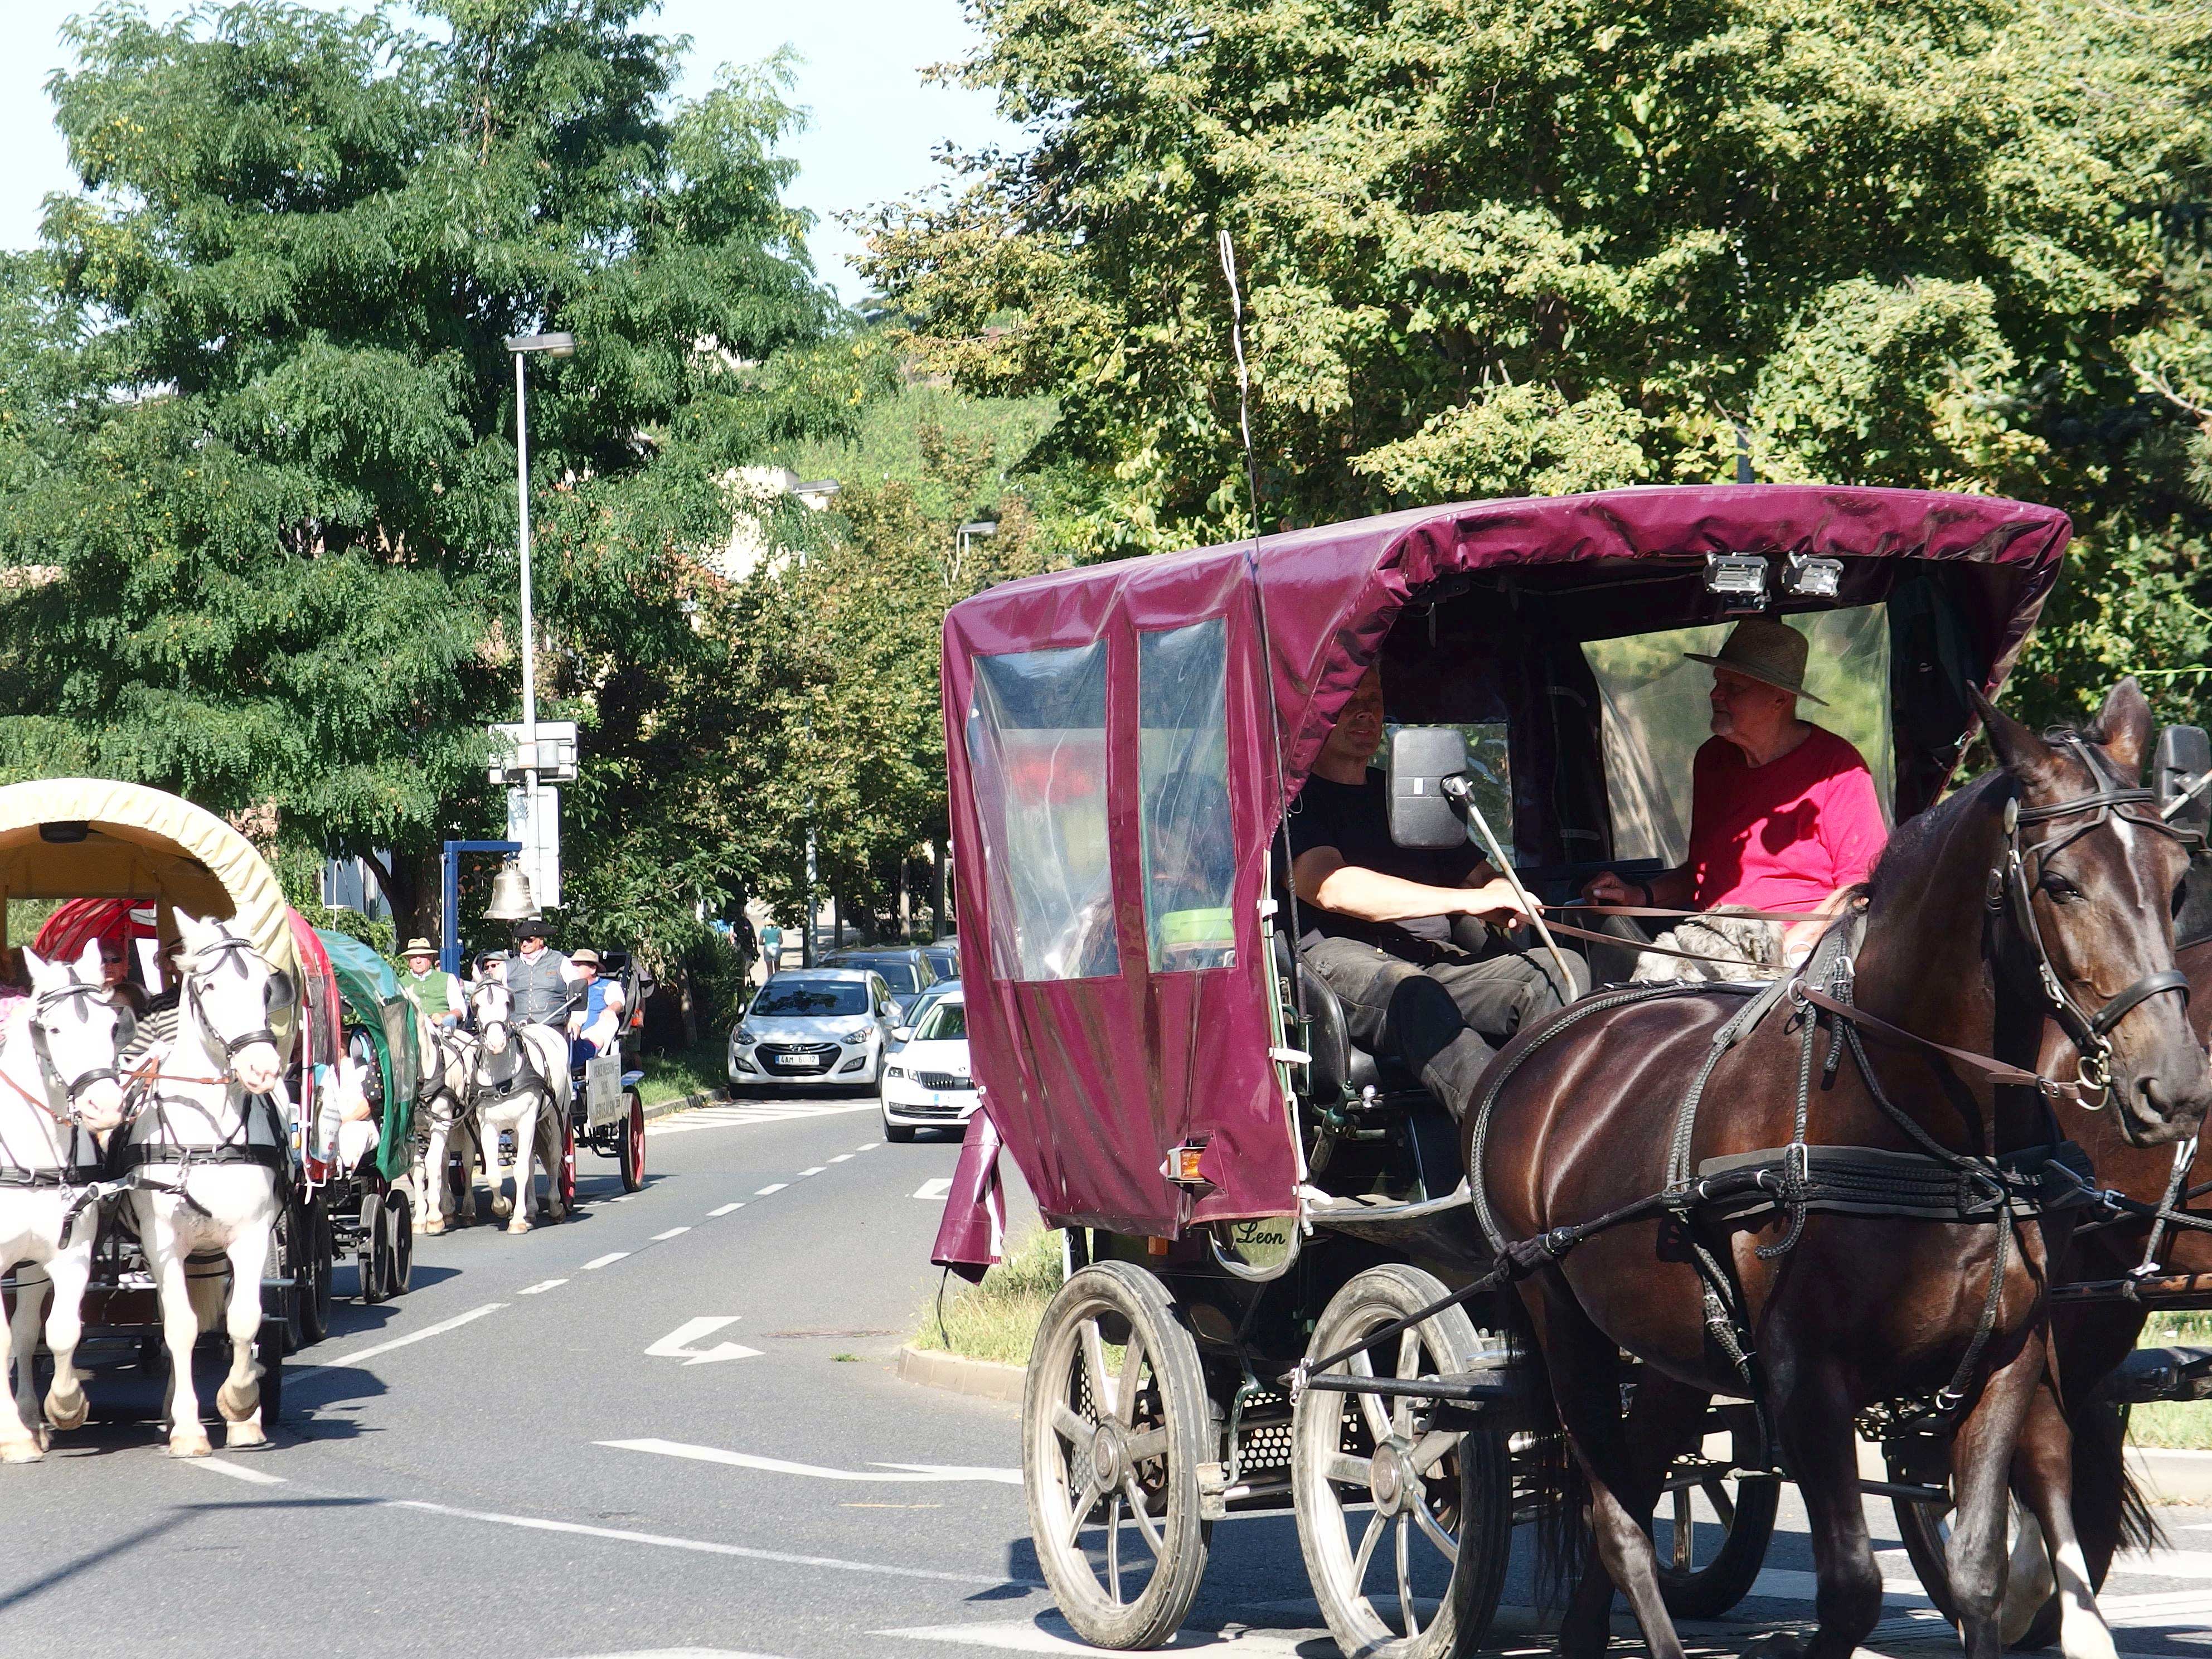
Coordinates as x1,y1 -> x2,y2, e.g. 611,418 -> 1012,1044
1271,934 -> 1422,1104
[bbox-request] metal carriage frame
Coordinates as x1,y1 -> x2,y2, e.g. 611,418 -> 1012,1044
926,484 -> 2196,1655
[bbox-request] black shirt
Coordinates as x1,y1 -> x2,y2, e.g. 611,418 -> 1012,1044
1286,768 -> 1482,947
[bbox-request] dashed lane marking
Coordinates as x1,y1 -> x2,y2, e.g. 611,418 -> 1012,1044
192,1457 -> 287,1486
517,1278 -> 569,1296
652,1227 -> 691,1241
912,1178 -> 953,1202
395,1498 -> 1033,1588
302,1303 -> 508,1370
797,1166 -> 826,1177
755,1183 -> 788,1196
708,1202 -> 744,1216
600,1439 -> 1021,1485
829,1154 -> 853,1163
583,1252 -> 629,1270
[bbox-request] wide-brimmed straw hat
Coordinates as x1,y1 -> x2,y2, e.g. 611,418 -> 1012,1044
1684,618 -> 1827,706
402,937 -> 437,957
569,948 -> 601,968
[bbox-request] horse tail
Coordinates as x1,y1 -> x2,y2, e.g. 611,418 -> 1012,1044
1495,1288 -> 1589,1608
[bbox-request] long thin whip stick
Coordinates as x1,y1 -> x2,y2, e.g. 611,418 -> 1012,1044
1449,783 -> 1579,1002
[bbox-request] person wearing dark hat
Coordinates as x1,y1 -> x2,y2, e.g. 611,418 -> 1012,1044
399,936 -> 462,1029
1581,617 -> 1886,982
505,920 -> 580,1029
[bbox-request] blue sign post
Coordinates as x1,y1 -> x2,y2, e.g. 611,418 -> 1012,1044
439,838 -> 523,976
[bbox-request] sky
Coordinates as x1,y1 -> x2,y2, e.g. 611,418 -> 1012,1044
0,0 -> 1020,303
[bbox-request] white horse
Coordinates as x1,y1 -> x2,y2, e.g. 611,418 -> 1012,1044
412,1010 -> 483,1234
0,942 -> 128,1462
122,912 -> 292,1457
467,978 -> 568,1234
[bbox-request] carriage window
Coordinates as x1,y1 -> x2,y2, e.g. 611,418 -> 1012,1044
1138,620 -> 1236,972
967,643 -> 1120,982
1582,605 -> 1895,864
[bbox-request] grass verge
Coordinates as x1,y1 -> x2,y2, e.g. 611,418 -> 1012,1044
2132,1312 -> 2212,1449
638,1040 -> 726,1109
910,1229 -> 1065,1366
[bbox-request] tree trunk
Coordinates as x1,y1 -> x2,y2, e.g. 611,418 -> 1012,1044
679,964 -> 700,1049
932,840 -> 946,940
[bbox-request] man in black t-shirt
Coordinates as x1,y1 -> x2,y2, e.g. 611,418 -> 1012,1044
1288,666 -> 1585,1118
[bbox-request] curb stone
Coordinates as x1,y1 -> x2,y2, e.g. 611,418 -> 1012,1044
896,1343 -> 1025,1404
2129,1444 -> 2212,1506
642,1086 -> 727,1122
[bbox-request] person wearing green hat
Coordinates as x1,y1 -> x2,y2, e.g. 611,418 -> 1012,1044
400,937 -> 462,1029
1580,617 -> 1886,982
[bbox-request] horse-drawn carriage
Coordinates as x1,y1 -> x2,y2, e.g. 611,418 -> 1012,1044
932,485 -> 2212,1658
0,778 -> 304,1451
309,928 -> 421,1309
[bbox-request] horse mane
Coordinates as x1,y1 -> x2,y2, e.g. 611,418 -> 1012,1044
1861,767 -> 2007,905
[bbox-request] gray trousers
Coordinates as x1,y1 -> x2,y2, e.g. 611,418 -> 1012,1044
1299,933 -> 1588,1120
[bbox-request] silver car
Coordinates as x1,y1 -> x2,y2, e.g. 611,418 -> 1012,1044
729,968 -> 899,1090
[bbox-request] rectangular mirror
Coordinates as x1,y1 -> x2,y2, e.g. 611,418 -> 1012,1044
1386,726 -> 1470,849
2154,724 -> 2211,837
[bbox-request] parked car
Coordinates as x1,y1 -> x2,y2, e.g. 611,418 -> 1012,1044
820,947 -> 936,1018
879,985 -> 973,1142
729,968 -> 899,1092
921,938 -> 959,983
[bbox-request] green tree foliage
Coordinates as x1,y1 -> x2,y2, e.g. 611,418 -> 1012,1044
865,0 -> 2212,724
0,0 -> 852,947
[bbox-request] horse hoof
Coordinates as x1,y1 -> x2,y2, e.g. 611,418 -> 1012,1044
224,1418 -> 267,1451
425,1217 -> 447,1236
0,1439 -> 43,1464
491,1197 -> 513,1220
506,1217 -> 532,1235
216,1381 -> 259,1423
45,1389 -> 86,1432
168,1429 -> 213,1459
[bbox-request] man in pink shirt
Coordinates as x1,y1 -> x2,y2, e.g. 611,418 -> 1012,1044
1582,618 -> 1887,982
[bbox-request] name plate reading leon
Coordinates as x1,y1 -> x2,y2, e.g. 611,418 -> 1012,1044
1217,1215 -> 1297,1270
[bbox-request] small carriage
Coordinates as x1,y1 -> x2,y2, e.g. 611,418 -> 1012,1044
0,778 -> 300,1427
568,949 -> 649,1197
309,928 -> 422,1309
929,484 -> 2185,1654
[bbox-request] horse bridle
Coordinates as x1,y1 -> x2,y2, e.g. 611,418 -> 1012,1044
1992,737 -> 2203,1102
18,974 -> 123,1120
181,933 -> 283,1063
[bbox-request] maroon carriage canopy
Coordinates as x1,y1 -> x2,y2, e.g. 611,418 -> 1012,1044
939,484 -> 2072,1243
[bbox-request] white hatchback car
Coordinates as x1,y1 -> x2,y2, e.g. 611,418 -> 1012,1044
879,986 -> 973,1142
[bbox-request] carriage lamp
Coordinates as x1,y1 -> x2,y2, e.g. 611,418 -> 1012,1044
1703,552 -> 1769,603
1164,1139 -> 1212,1190
1782,551 -> 1844,599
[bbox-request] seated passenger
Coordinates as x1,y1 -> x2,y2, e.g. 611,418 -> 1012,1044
1580,618 -> 1886,982
565,947 -> 625,1065
400,936 -> 463,1029
1291,665 -> 1587,1120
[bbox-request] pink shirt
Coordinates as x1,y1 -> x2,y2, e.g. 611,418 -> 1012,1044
1687,725 -> 1887,914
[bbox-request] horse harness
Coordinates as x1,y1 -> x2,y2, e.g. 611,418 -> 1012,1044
1296,765 -> 2194,1437
0,975 -> 128,1205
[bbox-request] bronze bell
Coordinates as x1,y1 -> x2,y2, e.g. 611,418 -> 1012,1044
483,862 -> 538,921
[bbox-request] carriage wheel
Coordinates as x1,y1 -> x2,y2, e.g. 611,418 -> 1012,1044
1654,1412 -> 1781,1618
1889,1443 -> 2062,1647
1022,1260 -> 1210,1648
619,1093 -> 646,1192
360,1190 -> 394,1304
382,1189 -> 414,1295
273,1201 -> 306,1353
1292,1265 -> 1512,1659
254,1318 -> 284,1431
559,1117 -> 578,1211
302,1199 -> 333,1345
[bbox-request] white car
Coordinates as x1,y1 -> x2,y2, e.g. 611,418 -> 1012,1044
729,968 -> 899,1091
879,987 -> 973,1142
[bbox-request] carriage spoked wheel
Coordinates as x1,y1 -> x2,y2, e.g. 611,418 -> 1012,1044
254,1317 -> 284,1430
381,1189 -> 413,1295
619,1092 -> 646,1192
360,1190 -> 394,1304
1292,1265 -> 1512,1659
1653,1410 -> 1782,1618
1022,1260 -> 1210,1648
301,1196 -> 333,1345
559,1117 -> 578,1211
1888,1443 -> 2064,1648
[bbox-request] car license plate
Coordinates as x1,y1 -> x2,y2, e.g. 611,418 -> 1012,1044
772,1055 -> 813,1068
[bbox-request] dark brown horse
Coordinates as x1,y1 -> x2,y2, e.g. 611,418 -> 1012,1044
1473,679 -> 2211,1659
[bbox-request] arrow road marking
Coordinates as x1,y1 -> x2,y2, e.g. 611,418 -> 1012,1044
644,1317 -> 762,1366
912,1178 -> 953,1202
600,1439 -> 1020,1485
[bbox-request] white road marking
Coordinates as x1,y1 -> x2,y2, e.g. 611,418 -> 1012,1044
912,1178 -> 953,1202
755,1183 -> 788,1195
517,1278 -> 569,1296
797,1166 -> 826,1176
648,1100 -> 879,1137
395,1498 -> 1032,1588
644,1317 -> 761,1365
708,1202 -> 744,1216
2104,1546 -> 2212,1582
829,1154 -> 853,1163
601,1438 -> 1021,1485
583,1252 -> 630,1270
652,1227 -> 691,1240
304,1303 -> 507,1369
191,1457 -> 287,1486
881,1617 -> 1275,1655
855,1142 -> 881,1152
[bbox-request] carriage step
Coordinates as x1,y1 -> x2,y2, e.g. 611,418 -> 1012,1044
2107,1345 -> 2212,1403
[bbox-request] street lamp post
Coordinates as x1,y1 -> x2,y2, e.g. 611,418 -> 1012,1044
503,330 -> 577,905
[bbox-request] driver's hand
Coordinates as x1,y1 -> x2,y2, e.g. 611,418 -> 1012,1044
1582,871 -> 1634,906
1466,879 -> 1535,932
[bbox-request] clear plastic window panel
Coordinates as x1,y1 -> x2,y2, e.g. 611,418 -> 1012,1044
1582,605 -> 1894,865
966,643 -> 1120,982
1137,620 -> 1237,972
